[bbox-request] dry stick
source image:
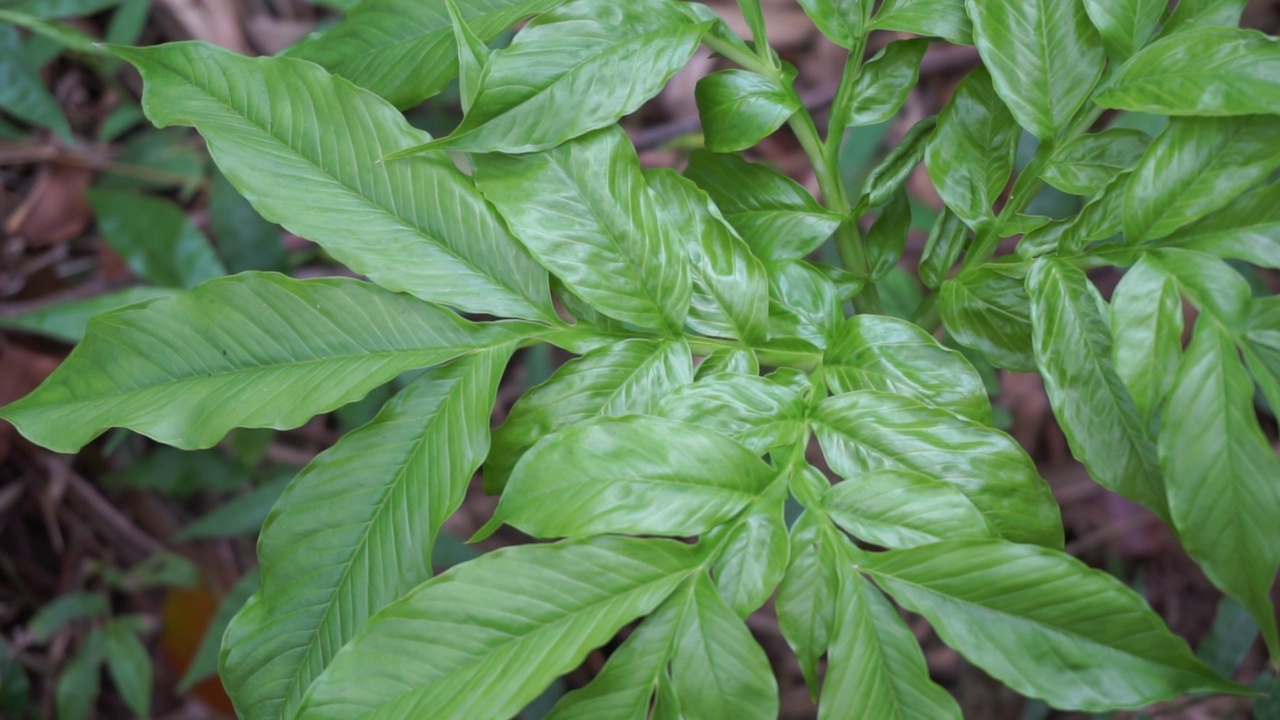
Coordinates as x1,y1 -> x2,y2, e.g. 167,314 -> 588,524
41,455 -> 168,561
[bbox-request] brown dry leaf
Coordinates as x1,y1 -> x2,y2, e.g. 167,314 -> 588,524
4,164 -> 94,247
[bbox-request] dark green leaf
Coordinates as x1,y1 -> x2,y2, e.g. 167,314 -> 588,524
1043,127 -> 1149,196
56,630 -> 103,720
1197,597 -> 1259,678
939,259 -> 1036,371
209,168 -> 285,274
865,187 -> 911,280
1244,297 -> 1280,415
838,39 -> 928,128
696,70 -> 798,153
1161,316 -> 1280,658
29,593 -> 108,643
813,391 -> 1062,547
0,26 -> 71,140
474,126 -> 690,332
87,189 -> 225,289
0,286 -> 176,344
796,0 -> 868,49
173,475 -> 289,541
654,372 -> 806,455
1160,183 -> 1280,268
1110,255 -> 1184,425
925,68 -> 1018,230
1082,0 -> 1163,59
864,540 -> 1243,711
103,621 -> 151,719
684,150 -> 841,260
871,0 -> 971,45
919,208 -> 971,288
859,115 -> 935,209
823,469 -> 995,549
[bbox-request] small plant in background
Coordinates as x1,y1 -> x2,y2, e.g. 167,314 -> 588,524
3,0 -> 1280,718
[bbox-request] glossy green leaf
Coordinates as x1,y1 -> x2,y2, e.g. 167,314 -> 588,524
1147,248 -> 1252,328
87,188 -> 225,289
967,0 -> 1104,140
0,26 -> 71,140
696,70 -> 798,153
694,347 -> 758,379
29,592 -> 108,643
671,575 -> 779,720
1028,259 -> 1167,518
1082,0 -> 1163,59
220,347 -> 512,720
486,338 -> 692,492
103,621 -> 151,718
939,260 -> 1036,372
864,540 -> 1243,710
654,372 -> 806,455
1096,27 -> 1280,116
711,500 -> 789,617
824,469 -> 995,549
480,415 -> 777,539
796,0 -> 868,49
286,0 -> 566,109
766,260 -> 843,349
179,569 -> 259,692
1043,128 -> 1149,196
839,39 -> 928,128
1162,0 -> 1247,37
1160,183 -> 1280,268
870,0 -> 970,44
925,68 -> 1018,230
813,391 -> 1062,547
683,150 -> 840,260
0,286 -> 176,344
1110,256 -> 1184,425
777,510 -> 840,697
865,187 -> 911,280
824,314 -> 992,423
1023,171 -> 1128,257
56,630 -> 103,720
919,208 -> 971,288
0,274 -> 527,452
404,0 -> 710,154
821,567 -> 962,719
647,169 -> 769,343
1124,115 -> 1280,244
1161,316 -> 1280,658
859,115 -> 935,209
298,537 -> 705,720
474,126 -> 690,332
114,42 -> 555,322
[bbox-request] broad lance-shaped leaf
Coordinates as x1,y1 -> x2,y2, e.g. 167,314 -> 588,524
646,169 -> 769,344
820,567 -> 962,719
1162,0 -> 1247,36
871,0 -> 970,44
695,70 -> 799,154
0,286 -> 177,344
219,347 -> 511,720
396,0 -> 710,155
474,126 -> 691,333
444,0 -> 490,114
1146,248 -> 1252,329
823,314 -> 992,423
485,338 -> 692,492
1027,259 -> 1168,519
683,150 -> 842,261
1110,256 -> 1183,425
1042,128 -> 1150,197
1123,115 -> 1280,244
113,42 -> 556,323
1082,0 -> 1163,60
823,470 -> 996,550
0,274 -> 527,452
863,540 -> 1244,711
297,537 -> 706,720
940,260 -> 1036,372
967,0 -> 1104,140
1160,182 -> 1280,269
837,38 -> 928,128
813,391 -> 1062,548
285,0 -> 565,109
87,188 -> 225,290
710,499 -> 789,617
653,372 -> 806,455
1096,27 -> 1280,116
777,509 -> 839,697
477,416 -> 778,540
1161,316 -> 1280,659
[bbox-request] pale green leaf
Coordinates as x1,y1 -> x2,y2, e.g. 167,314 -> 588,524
1082,0 -> 1163,59
1110,255 -> 1184,425
823,469 -> 996,549
939,260 -> 1036,372
654,372 -> 806,455
0,286 -> 176,344
87,188 -> 226,289
694,347 -> 759,378
870,0 -> 971,45
1162,0 -> 1247,37
695,70 -> 799,153
1160,183 -> 1280,268
1147,248 -> 1252,328
776,509 -> 840,696
1043,127 -> 1149,196
711,500 -> 789,617
766,260 -> 843,349
444,0 -> 490,113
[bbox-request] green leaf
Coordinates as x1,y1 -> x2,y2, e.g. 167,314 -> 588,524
646,169 -> 769,343
823,469 -> 996,549
796,0 -> 868,49
1162,0 -> 1247,37
823,314 -> 992,423
671,575 -> 779,720
174,475 -> 289,542
298,537 -> 705,720
405,0 -> 709,154
684,150 -> 841,260
870,0 -> 971,45
939,259 -> 1036,372
1022,171 -> 1128,257
209,168 -> 285,274
925,67 -> 1018,231
285,0 -> 565,109
821,567 -> 962,719
764,260 -> 841,348
103,621 -> 151,719
865,187 -> 911,280
1,0 -> 122,17
966,0 -> 1104,140
1123,116 -> 1280,244
0,9 -> 103,56
777,509 -> 840,696
695,70 -> 799,153
1160,183 -> 1280,268
711,500 -> 789,617
220,347 -> 513,720
87,188 -> 226,289
178,569 -> 259,692
919,208 -> 972,289
654,373 -> 806,455
1198,597 -> 1260,678
29,592 -> 108,643
1245,297 -> 1280,415
1082,0 -> 1163,60
1096,27 -> 1280,116
1147,248 -> 1251,328
0,26 -> 71,140
0,274 -> 527,452
1043,127 -> 1149,196
838,39 -> 928,128
474,126 -> 690,332
443,0 -> 490,114
863,540 -> 1243,711
1027,259 -> 1168,518
487,338 -> 692,492
813,391 -> 1062,547
113,41 -> 555,322
1161,316 -> 1280,658
694,347 -> 758,378
56,630 -> 103,720
859,115 -> 935,209
480,415 -> 777,539
1110,256 -> 1184,425
0,286 -> 176,344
